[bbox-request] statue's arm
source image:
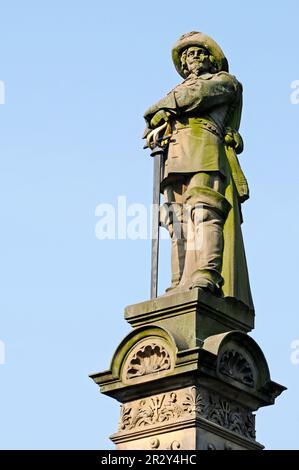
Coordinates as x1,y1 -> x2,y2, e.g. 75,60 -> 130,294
175,73 -> 239,113
144,92 -> 177,129
144,72 -> 240,128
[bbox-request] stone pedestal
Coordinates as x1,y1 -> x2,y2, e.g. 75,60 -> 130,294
90,289 -> 285,450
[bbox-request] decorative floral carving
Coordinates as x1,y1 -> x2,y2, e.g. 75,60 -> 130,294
125,343 -> 171,379
206,393 -> 256,440
119,405 -> 132,431
118,387 -> 256,441
182,386 -> 204,414
131,393 -> 184,429
207,397 -> 231,428
219,349 -> 254,388
245,412 -> 256,440
119,392 -> 184,430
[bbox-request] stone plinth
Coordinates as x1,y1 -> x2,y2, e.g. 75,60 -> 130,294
90,289 -> 285,450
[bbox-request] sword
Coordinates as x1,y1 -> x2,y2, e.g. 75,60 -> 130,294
146,122 -> 171,298
150,145 -> 163,299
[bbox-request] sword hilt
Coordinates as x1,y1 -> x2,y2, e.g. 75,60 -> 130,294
146,121 -> 172,150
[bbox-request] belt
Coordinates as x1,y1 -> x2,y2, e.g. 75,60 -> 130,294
173,117 -> 224,139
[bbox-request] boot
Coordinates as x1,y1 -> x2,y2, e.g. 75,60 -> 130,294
179,186 -> 230,293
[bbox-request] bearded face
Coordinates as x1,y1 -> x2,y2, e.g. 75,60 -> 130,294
183,46 -> 212,76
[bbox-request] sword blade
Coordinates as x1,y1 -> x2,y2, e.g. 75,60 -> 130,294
150,146 -> 163,299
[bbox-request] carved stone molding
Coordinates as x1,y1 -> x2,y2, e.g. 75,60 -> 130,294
183,387 -> 204,415
119,392 -> 184,430
118,386 -> 256,441
167,440 -> 181,450
218,349 -> 254,388
149,438 -> 160,449
125,342 -> 171,380
207,443 -> 216,450
205,393 -> 256,440
149,438 -> 181,450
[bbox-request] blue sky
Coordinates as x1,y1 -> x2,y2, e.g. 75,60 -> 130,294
0,0 -> 298,449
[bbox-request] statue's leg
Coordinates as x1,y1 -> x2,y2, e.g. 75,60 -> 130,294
179,172 -> 230,293
161,178 -> 187,290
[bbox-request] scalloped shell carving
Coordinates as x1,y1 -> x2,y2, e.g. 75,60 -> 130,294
219,349 -> 254,387
125,343 -> 171,379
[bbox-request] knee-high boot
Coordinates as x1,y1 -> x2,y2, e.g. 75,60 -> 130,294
179,187 -> 230,292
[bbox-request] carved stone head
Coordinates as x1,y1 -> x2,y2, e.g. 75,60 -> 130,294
172,31 -> 229,78
180,45 -> 218,77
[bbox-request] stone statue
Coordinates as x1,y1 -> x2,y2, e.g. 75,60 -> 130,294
144,31 -> 253,312
92,32 -> 286,450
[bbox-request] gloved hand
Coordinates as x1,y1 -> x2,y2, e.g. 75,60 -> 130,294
150,110 -> 169,128
224,128 -> 244,154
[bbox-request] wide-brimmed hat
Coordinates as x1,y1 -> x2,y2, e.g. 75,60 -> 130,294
172,31 -> 229,77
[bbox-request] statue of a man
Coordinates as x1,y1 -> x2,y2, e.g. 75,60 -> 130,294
144,31 -> 253,312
